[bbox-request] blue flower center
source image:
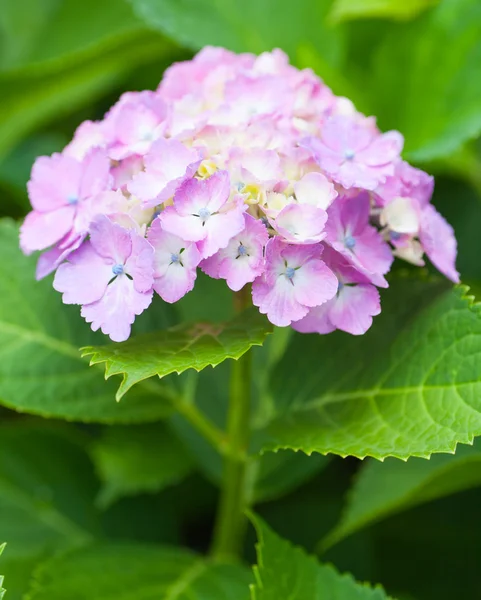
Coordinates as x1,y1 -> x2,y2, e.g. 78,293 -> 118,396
170,253 -> 181,264
112,264 -> 124,276
198,207 -> 211,221
390,231 -> 402,241
344,149 -> 355,161
285,266 -> 296,280
67,195 -> 79,205
237,244 -> 248,257
344,235 -> 356,250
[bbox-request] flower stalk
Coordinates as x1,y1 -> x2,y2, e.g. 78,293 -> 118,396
210,288 -> 252,561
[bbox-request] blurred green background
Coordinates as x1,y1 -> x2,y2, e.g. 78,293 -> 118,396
1,0 -> 481,598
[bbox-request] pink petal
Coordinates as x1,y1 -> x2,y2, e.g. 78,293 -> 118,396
292,258 -> 339,307
35,234 -> 85,280
159,207 -> 206,242
420,205 -> 460,283
197,202 -> 246,258
53,241 -> 113,305
27,154 -> 82,212
20,206 -> 75,253
357,131 -> 404,167
78,148 -> 112,199
89,215 -> 132,264
291,302 -> 336,334
252,275 -> 309,327
124,234 -> 155,293
154,260 -> 197,303
273,204 -> 327,244
329,284 -> 380,335
294,172 -> 337,210
81,276 -> 153,342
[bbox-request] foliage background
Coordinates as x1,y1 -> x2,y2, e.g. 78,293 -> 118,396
1,0 -> 481,598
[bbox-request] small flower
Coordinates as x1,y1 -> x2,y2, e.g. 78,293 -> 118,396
128,137 -> 201,207
201,213 -> 268,291
303,115 -> 403,190
293,246 -> 381,335
20,149 -> 111,254
270,203 -> 327,244
107,91 -> 169,160
375,160 -> 434,207
147,218 -> 201,303
325,193 -> 393,287
160,171 -> 246,259
53,215 -> 154,342
252,237 -> 338,327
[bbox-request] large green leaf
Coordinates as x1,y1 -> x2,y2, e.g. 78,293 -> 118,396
256,280 -> 481,460
0,34 -> 172,159
322,439 -> 481,549
0,0 -> 176,158
129,0 -> 345,68
250,514 -> 394,599
0,220 -> 176,423
365,0 -> 481,162
0,423 -> 100,599
26,543 -> 251,600
83,308 -> 273,400
329,0 -> 437,22
91,423 -> 194,508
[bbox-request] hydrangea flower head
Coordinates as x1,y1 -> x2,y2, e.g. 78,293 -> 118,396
21,47 -> 459,341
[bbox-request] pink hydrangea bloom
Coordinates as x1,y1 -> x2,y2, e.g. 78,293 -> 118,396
54,215 -> 154,342
21,47 -> 459,341
201,214 -> 268,291
252,238 -> 338,327
293,246 -> 380,335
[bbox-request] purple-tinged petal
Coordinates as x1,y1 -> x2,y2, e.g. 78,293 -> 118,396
356,131 -> 403,166
53,241 -> 113,305
124,234 -> 155,293
291,301 -> 335,334
273,203 -> 327,244
329,283 -> 380,335
81,276 -> 153,342
252,275 -> 311,327
420,205 -> 460,283
159,206 -> 206,242
148,220 -> 200,302
201,213 -> 268,291
197,200 -> 246,259
27,154 -> 83,212
35,234 -> 85,280
89,215 -> 132,264
20,206 -> 76,254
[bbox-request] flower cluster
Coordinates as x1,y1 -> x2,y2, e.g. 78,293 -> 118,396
21,47 -> 459,342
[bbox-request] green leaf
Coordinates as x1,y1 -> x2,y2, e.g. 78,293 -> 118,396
366,0 -> 481,162
250,513 -> 394,599
130,0 -> 345,68
0,544 -> 6,600
0,422 -> 101,597
82,308 -> 273,400
329,0 -> 437,22
0,220 -> 177,423
26,542 -> 251,600
322,439 -> 481,549
0,33 -> 172,159
257,280 -> 481,460
91,423 -> 194,508
0,0 -> 177,158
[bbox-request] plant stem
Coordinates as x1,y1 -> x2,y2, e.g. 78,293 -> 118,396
211,290 -> 252,561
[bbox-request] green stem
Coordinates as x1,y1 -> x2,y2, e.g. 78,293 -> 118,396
211,289 -> 252,561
